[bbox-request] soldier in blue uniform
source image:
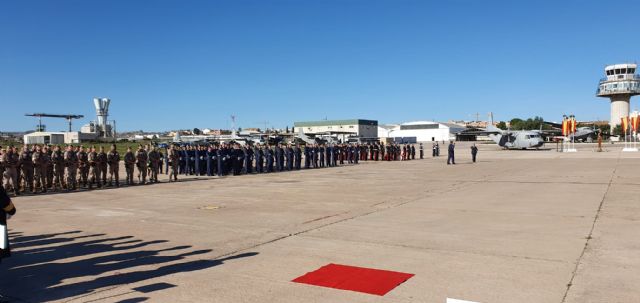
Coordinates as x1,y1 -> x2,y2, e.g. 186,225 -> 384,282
232,144 -> 243,175
265,145 -> 274,173
311,144 -> 318,168
447,141 -> 456,165
188,146 -> 196,175
304,145 -> 310,169
354,145 -> 360,164
255,144 -> 263,173
470,144 -> 478,163
245,145 -> 253,174
223,143 -> 233,175
179,146 -> 187,174
274,144 -> 282,172
206,146 -> 213,176
216,145 -> 224,177
286,144 -> 294,171
194,146 -> 200,176
319,144 -> 325,168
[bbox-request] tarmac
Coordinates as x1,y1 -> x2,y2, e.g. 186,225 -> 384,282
1,142 -> 639,303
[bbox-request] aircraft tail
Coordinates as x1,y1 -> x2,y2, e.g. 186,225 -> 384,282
486,124 -> 505,146
297,128 -> 314,144
486,124 -> 503,134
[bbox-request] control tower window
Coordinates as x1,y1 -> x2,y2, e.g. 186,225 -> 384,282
615,69 -> 621,74
630,68 -> 636,74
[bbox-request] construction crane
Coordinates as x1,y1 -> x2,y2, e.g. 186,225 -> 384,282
25,113 -> 84,132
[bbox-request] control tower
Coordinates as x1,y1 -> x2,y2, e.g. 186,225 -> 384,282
596,63 -> 640,131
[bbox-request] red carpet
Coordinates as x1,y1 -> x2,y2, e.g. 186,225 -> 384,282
292,263 -> 414,296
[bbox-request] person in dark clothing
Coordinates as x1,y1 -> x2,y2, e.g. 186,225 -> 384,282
447,141 -> 456,165
1,186 -> 17,264
216,146 -> 223,177
294,144 -> 302,170
471,144 -> 478,163
419,143 -> 424,159
255,145 -> 263,173
411,145 -> 416,160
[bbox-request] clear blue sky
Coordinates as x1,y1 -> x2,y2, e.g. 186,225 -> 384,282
2,0 -> 639,132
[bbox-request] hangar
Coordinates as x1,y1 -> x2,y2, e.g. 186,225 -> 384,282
378,121 -> 465,142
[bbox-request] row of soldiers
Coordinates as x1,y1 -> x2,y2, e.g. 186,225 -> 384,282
0,142 -> 423,196
168,142 -> 424,177
0,144 -> 167,195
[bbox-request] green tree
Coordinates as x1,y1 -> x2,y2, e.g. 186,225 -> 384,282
612,124 -> 624,136
496,121 -> 507,130
508,116 -> 551,130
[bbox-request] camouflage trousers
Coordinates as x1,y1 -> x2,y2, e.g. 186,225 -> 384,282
66,165 -> 78,189
53,164 -> 65,189
21,165 -> 34,192
89,165 -> 101,187
125,164 -> 134,185
79,166 -> 89,186
34,165 -> 47,192
170,162 -> 179,181
108,164 -> 119,186
99,165 -> 108,185
149,164 -> 159,182
47,164 -> 54,187
137,164 -> 147,184
3,167 -> 18,192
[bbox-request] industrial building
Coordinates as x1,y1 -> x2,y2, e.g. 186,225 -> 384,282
23,97 -> 116,144
294,119 -> 378,138
378,121 -> 466,143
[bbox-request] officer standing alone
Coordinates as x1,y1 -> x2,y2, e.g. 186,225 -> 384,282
447,141 -> 456,165
470,144 -> 478,163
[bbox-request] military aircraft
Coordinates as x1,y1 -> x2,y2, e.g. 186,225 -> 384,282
543,121 -> 598,142
295,128 -> 339,145
486,125 -> 545,149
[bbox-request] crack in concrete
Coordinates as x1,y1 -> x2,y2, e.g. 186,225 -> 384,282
560,156 -> 619,303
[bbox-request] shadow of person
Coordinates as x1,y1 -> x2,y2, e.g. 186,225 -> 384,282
0,231 -> 258,302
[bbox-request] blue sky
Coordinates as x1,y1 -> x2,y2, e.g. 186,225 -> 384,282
1,0 -> 639,132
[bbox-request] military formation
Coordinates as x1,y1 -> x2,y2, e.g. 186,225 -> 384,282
0,142 -> 424,196
166,142 -> 422,178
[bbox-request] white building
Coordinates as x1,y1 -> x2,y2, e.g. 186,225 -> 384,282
294,119 -> 378,138
378,121 -> 465,142
23,131 -> 98,144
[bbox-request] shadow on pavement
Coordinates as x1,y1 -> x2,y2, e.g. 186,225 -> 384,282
0,230 -> 258,302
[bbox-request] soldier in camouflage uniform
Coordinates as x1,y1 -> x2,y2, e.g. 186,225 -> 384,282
168,145 -> 180,182
97,146 -> 108,186
107,144 -> 120,187
77,146 -> 89,188
148,146 -> 160,183
124,146 -> 136,185
46,145 -> 54,189
32,145 -> 47,193
1,146 -> 20,195
136,145 -> 148,185
64,145 -> 79,191
19,145 -> 34,193
51,145 -> 65,191
88,146 -> 101,189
